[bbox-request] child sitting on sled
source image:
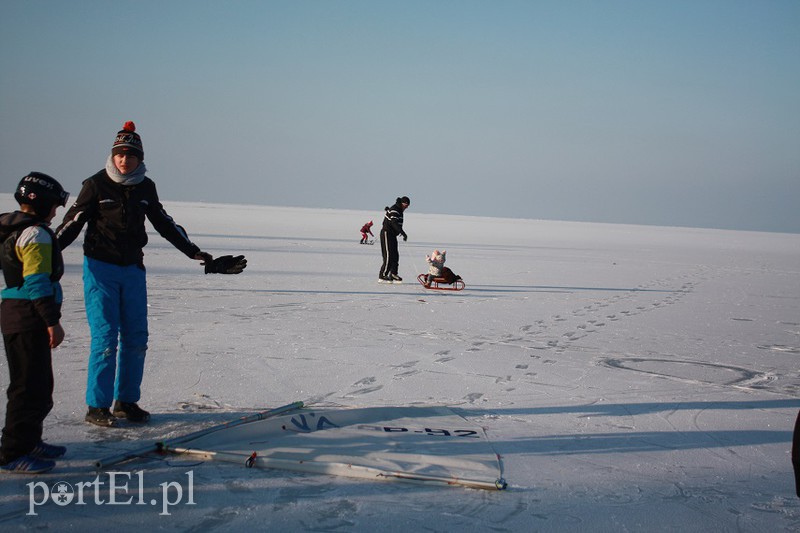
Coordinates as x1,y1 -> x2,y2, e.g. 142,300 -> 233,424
424,249 -> 461,287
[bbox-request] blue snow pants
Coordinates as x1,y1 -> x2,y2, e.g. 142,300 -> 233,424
83,257 -> 148,408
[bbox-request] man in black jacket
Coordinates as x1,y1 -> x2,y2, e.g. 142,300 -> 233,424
379,196 -> 410,283
57,121 -> 245,427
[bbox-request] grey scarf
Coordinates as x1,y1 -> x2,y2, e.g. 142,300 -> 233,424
105,155 -> 147,186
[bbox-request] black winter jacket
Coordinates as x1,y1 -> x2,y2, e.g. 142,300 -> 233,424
382,200 -> 405,237
56,170 -> 201,267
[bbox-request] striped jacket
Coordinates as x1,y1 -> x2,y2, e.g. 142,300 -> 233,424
382,200 -> 405,237
0,211 -> 63,333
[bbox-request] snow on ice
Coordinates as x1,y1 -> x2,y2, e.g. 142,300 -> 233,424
1,195 -> 799,531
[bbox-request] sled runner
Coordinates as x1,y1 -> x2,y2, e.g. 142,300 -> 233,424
417,274 -> 465,291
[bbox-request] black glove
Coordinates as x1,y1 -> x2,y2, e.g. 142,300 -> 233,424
204,255 -> 247,274
401,231 -> 408,242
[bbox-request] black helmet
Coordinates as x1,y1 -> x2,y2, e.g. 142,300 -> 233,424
14,172 -> 70,217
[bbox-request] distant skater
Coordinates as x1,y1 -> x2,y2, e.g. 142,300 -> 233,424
379,196 -> 409,283
360,221 -> 374,244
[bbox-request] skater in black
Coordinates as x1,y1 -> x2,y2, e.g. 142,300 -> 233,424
379,196 -> 409,282
0,173 -> 70,474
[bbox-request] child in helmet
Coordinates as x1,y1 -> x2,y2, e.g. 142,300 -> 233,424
0,172 -> 70,474
360,221 -> 374,244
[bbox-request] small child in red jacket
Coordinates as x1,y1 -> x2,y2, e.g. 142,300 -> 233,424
360,221 -> 374,244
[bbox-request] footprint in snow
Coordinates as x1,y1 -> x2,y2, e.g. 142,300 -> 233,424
464,392 -> 484,403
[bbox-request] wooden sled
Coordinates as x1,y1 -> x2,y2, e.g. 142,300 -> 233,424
417,274 -> 465,291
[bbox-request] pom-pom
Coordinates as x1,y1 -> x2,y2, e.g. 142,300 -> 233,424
122,121 -> 136,132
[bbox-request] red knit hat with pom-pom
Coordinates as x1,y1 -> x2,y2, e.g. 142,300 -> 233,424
112,121 -> 144,159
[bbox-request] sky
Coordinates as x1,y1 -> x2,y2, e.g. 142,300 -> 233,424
1,0 -> 799,233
